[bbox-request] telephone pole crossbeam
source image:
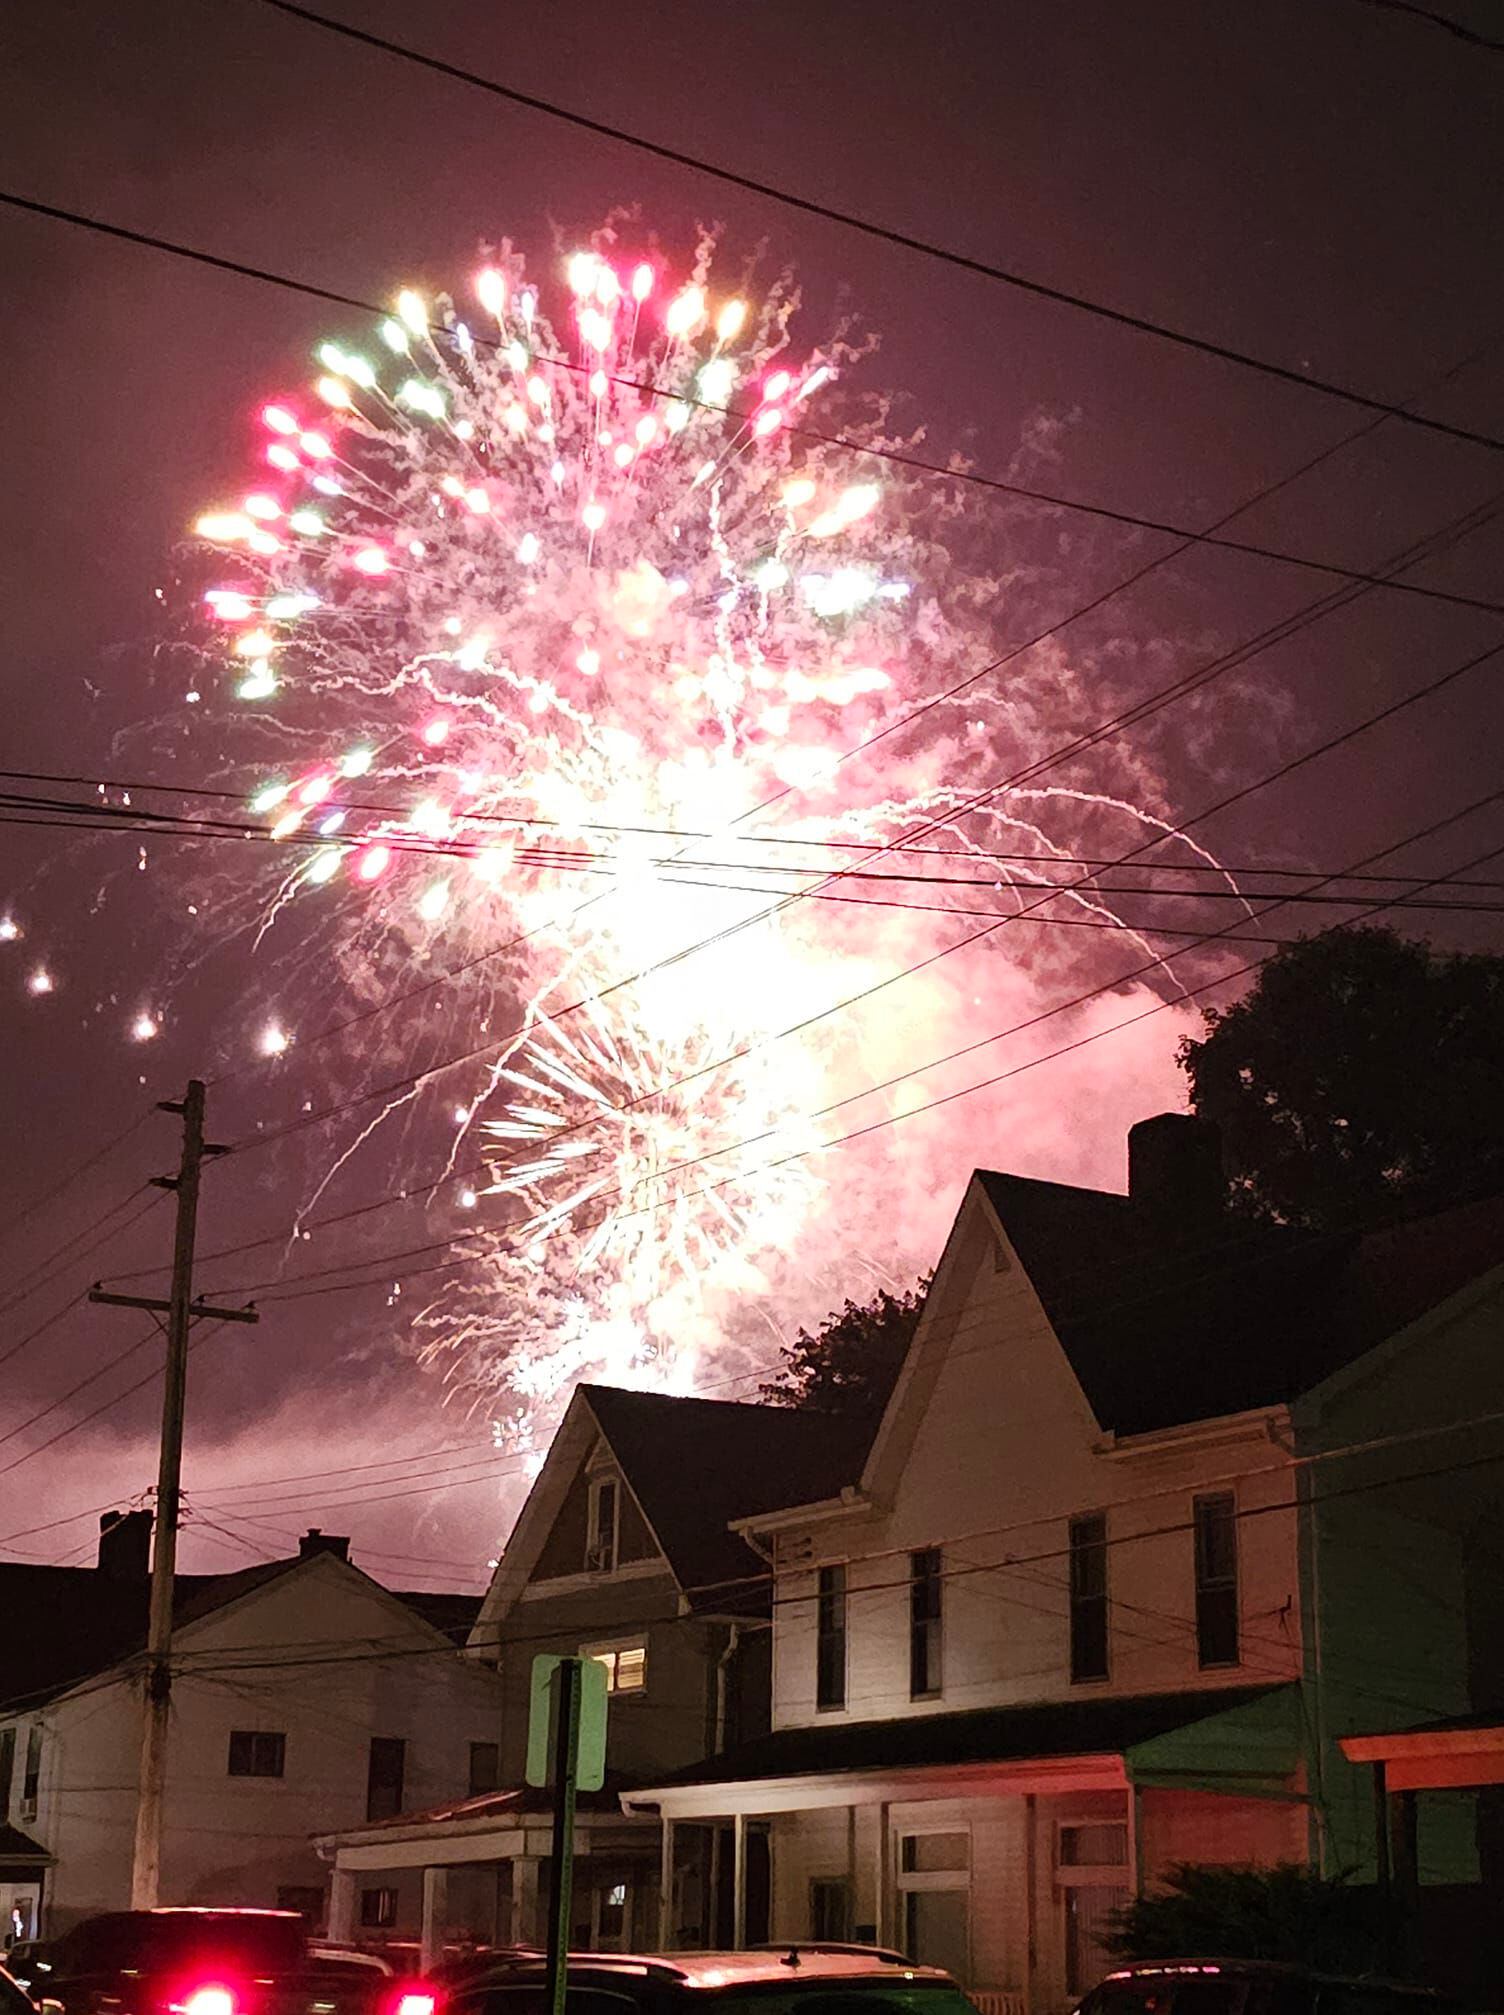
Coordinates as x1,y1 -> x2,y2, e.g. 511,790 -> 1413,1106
87,1289 -> 259,1322
87,1079 -> 259,1908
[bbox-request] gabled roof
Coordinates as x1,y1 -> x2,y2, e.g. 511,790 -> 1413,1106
578,1386 -> 875,1601
975,1174 -> 1504,1437
0,1553 -> 481,1714
477,1385 -> 876,1636
0,1560 -> 288,1711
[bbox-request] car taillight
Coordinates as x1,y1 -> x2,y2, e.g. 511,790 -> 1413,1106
392,1991 -> 436,2015
175,1984 -> 238,2015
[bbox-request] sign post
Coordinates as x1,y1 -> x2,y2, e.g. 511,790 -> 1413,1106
544,1656 -> 581,2015
527,1654 -> 608,2015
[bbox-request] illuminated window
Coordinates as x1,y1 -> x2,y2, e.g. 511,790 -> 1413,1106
586,1640 -> 647,1694
227,1729 -> 286,1778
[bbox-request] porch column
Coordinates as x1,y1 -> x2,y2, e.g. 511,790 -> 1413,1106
732,1812 -> 747,1949
875,1802 -> 890,1948
658,1818 -> 676,1951
327,1866 -> 356,1945
514,1857 -> 542,1945
421,1865 -> 449,1973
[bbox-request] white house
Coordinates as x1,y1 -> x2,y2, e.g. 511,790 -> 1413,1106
628,1118 -> 1504,2011
0,1522 -> 503,1934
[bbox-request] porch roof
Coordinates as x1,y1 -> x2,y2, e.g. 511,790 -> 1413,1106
1340,1711 -> 1504,1790
0,1822 -> 51,1870
627,1684 -> 1294,1816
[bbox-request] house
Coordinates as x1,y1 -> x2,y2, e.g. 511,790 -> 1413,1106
627,1116 -> 1504,2010
315,1384 -> 873,1961
0,1519 -> 502,1935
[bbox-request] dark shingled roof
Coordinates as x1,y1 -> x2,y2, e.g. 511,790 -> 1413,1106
0,1555 -> 481,1711
581,1385 -> 875,1605
0,1560 -> 290,1709
641,1683 -> 1287,1787
976,1174 -> 1504,1437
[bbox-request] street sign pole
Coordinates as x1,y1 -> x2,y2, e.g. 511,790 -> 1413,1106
544,1656 -> 583,2015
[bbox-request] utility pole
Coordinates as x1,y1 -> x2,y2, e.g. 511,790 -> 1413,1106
89,1080 -> 258,1908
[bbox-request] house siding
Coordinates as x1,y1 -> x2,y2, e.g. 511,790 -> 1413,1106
4,1557 -> 501,1931
771,1202 -> 1301,1733
1296,1268 -> 1504,1880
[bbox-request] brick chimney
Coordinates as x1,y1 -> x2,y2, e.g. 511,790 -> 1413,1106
1127,1112 -> 1225,1238
97,1508 -> 152,1580
298,1528 -> 350,1562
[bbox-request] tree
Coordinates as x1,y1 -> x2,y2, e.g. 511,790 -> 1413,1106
1178,926 -> 1504,1229
1106,1863 -> 1385,1975
759,1279 -> 928,1414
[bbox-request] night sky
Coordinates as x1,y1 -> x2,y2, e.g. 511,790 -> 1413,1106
1,0 -> 1501,1592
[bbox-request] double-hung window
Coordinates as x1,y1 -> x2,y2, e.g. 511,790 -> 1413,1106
227,1729 -> 285,1778
468,1740 -> 500,1795
19,1729 -> 40,1820
1194,1492 -> 1239,1666
897,1831 -> 970,1980
586,1640 -> 647,1695
366,1736 -> 406,1822
1069,1512 -> 1109,1683
816,1563 -> 847,1711
909,1547 -> 943,1699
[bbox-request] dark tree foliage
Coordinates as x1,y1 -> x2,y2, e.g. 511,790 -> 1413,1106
1106,1863 -> 1385,1975
759,1279 -> 928,1413
1178,926 -> 1504,1228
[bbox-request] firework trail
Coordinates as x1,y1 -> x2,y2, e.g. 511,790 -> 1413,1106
181,230 -> 1227,1439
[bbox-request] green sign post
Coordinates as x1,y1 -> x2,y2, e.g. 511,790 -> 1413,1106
527,1655 -> 609,2015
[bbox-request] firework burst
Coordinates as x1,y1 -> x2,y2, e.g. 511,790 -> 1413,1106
182,228 -> 1226,1436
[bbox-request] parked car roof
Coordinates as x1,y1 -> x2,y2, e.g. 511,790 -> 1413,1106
448,1949 -> 957,1989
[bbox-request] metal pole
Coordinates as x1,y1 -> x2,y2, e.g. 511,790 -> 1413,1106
545,1657 -> 582,2015
131,1079 -> 206,1909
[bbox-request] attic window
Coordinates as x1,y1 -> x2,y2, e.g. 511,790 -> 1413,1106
587,1475 -> 619,1573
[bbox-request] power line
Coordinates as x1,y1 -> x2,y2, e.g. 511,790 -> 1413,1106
6,762 -> 1504,885
218,628 -> 1504,1190
5,183 -> 1500,1129
248,0 -> 1504,457
1352,0 -> 1504,51
216,797 -> 1504,1311
0,1108 -> 152,1251
8,780 -> 1504,913
5,192 -> 1504,628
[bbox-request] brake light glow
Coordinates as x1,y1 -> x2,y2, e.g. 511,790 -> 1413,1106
394,1993 -> 436,2015
178,1985 -> 237,2015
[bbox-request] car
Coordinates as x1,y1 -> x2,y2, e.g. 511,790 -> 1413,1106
1,1966 -> 54,2015
427,1944 -> 981,2015
3,1948 -> 53,2002
32,1910 -> 426,2015
1075,1959 -> 1462,2015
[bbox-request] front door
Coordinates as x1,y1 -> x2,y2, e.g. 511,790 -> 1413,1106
0,1885 -> 39,1947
